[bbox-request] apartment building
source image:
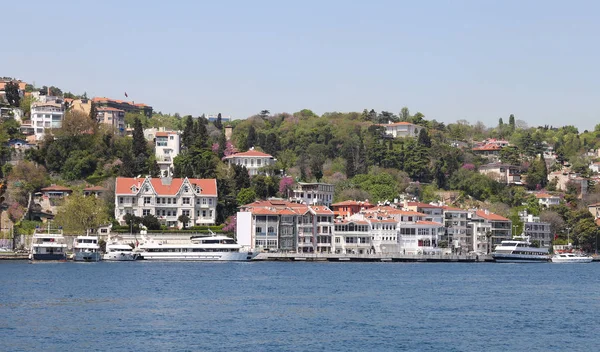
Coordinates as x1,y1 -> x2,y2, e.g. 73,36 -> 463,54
442,206 -> 470,253
92,97 -> 153,117
290,182 -> 335,207
114,176 -> 217,228
27,98 -> 65,140
96,107 -> 125,134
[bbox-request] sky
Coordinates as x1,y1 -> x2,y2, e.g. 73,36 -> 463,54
3,0 -> 599,131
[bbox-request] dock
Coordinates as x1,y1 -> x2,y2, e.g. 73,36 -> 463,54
254,252 -> 491,262
0,253 -> 29,260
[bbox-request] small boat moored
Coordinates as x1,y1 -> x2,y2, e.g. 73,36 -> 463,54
551,252 -> 593,263
72,235 -> 102,262
104,243 -> 138,261
29,227 -> 68,261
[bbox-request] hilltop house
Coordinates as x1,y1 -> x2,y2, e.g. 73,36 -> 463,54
377,121 -> 423,138
223,148 -> 276,176
478,163 -> 522,185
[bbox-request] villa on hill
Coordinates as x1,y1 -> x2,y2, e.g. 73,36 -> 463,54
223,148 -> 276,176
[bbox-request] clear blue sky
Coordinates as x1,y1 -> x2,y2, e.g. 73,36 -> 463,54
3,0 -> 599,131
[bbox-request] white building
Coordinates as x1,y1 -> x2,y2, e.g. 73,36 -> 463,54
378,121 -> 423,138
290,182 -> 335,207
115,176 -> 218,228
223,148 -> 276,176
154,131 -> 180,177
29,98 -> 65,141
535,193 -> 561,208
520,210 -> 552,248
442,206 -> 470,254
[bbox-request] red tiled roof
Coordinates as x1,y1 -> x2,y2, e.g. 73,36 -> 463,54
535,193 -> 558,199
310,206 -> 333,215
475,210 -> 509,221
97,107 -> 124,112
331,200 -> 374,207
155,132 -> 169,137
472,144 -> 502,151
441,205 -> 465,211
84,185 -> 107,191
224,150 -> 274,159
115,177 -> 217,196
41,185 -> 72,192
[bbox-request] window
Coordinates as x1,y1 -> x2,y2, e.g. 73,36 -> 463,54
202,210 -> 206,217
183,198 -> 190,205
143,209 -> 150,216
268,227 -> 274,233
119,197 -> 123,204
182,210 -> 190,217
256,227 -> 263,233
202,198 -> 207,205
144,186 -> 149,192
209,210 -> 213,217
170,135 -> 174,140
208,198 -> 213,206
167,198 -> 172,204
184,186 -> 188,192
144,197 -> 151,205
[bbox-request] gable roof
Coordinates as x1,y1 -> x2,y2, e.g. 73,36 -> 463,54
475,210 -> 509,221
41,185 -> 72,192
223,149 -> 273,159
115,177 -> 217,196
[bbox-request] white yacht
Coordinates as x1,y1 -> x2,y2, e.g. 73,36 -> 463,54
104,243 -> 138,261
551,252 -> 593,263
29,227 -> 68,261
492,237 -> 550,263
72,235 -> 102,262
136,235 -> 259,261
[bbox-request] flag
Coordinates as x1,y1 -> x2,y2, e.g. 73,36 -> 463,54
124,92 -> 128,97
554,233 -> 558,240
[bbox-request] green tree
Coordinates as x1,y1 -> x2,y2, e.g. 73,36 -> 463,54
247,125 -> 257,149
509,114 -> 515,131
417,128 -> 431,148
400,107 -> 410,121
4,81 -> 20,107
237,187 -> 257,205
178,214 -> 191,229
499,146 -> 521,165
214,113 -> 223,130
142,214 -> 161,230
132,117 -> 147,158
89,101 -> 98,121
54,192 -> 109,234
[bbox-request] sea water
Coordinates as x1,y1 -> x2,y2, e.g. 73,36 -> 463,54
0,261 -> 598,352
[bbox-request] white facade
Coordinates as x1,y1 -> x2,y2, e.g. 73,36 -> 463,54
290,182 -> 335,207
378,121 -> 423,138
30,100 -> 65,140
97,107 -> 125,135
535,193 -> 561,207
155,131 -> 180,177
115,177 -> 217,228
224,148 -> 276,176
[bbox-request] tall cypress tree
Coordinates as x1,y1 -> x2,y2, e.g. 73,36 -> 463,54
132,117 -> 147,158
214,113 -> 223,130
247,125 -> 256,149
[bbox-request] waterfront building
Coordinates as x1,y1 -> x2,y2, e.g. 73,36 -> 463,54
114,176 -> 217,228
290,182 -> 335,207
470,210 -> 512,251
237,199 -> 334,253
333,218 -> 373,254
223,148 -> 276,176
154,131 -> 180,177
403,202 -> 444,224
377,121 -> 423,138
442,206 -> 470,253
330,200 -> 374,219
519,210 -> 552,248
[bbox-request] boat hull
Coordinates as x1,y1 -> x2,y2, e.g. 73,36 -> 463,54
103,252 -> 138,261
551,257 -> 593,263
137,251 -> 258,261
73,252 -> 102,262
492,253 -> 549,263
31,253 -> 67,261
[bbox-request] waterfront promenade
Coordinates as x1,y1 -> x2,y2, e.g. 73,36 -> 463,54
254,252 -> 490,262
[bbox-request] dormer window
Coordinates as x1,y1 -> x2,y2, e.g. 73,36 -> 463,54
144,186 -> 149,192
184,186 -> 189,192
195,186 -> 201,193
131,186 -> 137,192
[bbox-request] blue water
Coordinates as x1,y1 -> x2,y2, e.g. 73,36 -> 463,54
0,261 -> 598,352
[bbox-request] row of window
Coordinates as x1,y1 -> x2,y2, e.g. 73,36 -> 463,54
119,196 -> 213,206
121,209 -> 213,218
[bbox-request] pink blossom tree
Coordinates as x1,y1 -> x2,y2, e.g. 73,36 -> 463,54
222,215 -> 236,233
279,176 -> 294,197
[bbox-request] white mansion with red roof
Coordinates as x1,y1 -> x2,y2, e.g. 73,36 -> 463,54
223,147 -> 276,176
115,176 -> 217,228
377,121 -> 423,138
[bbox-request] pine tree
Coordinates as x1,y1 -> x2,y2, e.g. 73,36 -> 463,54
509,114 -> 516,131
181,116 -> 194,150
498,118 -> 504,126
120,151 -> 135,177
417,128 -> 431,148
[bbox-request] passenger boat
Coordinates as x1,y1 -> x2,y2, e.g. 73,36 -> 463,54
551,252 -> 593,263
136,234 -> 258,261
29,227 -> 68,261
72,235 -> 102,262
491,237 -> 549,263
104,243 -> 138,261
